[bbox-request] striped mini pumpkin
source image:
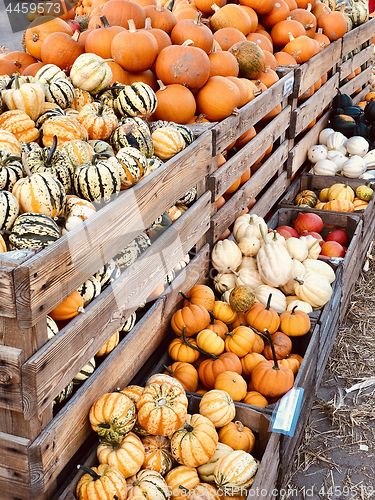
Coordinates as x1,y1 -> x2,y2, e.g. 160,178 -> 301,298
0,151 -> 23,191
35,107 -> 66,129
73,357 -> 96,384
2,76 -> 45,121
113,232 -> 151,271
144,155 -> 164,177
96,331 -> 120,356
149,122 -> 195,147
45,78 -> 75,109
89,139 -> 115,156
152,127 -> 186,160
0,130 -> 21,155
0,190 -> 19,230
58,139 -> 95,169
99,82 -> 126,114
35,64 -> 68,84
77,102 -> 118,141
0,110 -> 39,143
77,276 -> 102,307
116,147 -> 147,189
47,314 -> 59,340
70,88 -> 94,112
41,116 -> 89,147
94,259 -> 121,289
54,381 -> 74,405
110,117 -> 154,158
120,312 -> 137,333
9,213 -> 60,249
70,53 -> 113,94
74,154 -> 121,204
117,82 -> 157,119
12,171 -> 67,218
176,186 -> 196,206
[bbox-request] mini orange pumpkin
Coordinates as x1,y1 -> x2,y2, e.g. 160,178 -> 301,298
182,284 -> 215,311
263,331 -> 292,360
164,362 -> 199,392
245,293 -> 280,334
199,352 -> 242,389
218,420 -> 255,453
224,325 -> 256,357
49,290 -> 84,321
171,303 -> 211,336
242,390 -> 268,407
279,305 -> 311,337
214,371 -> 248,401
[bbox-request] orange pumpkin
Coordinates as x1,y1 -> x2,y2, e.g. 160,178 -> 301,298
317,10 -> 347,41
245,294 -> 280,334
259,0 -> 290,29
41,31 -> 84,72
279,306 -> 311,337
153,81 -> 196,124
263,331 -> 292,360
240,352 -> 266,378
218,420 -> 255,453
144,17 -> 173,53
210,4 -> 253,35
171,303 -> 211,336
199,352 -> 242,389
206,313 -> 228,340
24,17 -> 73,60
96,331 -> 120,356
242,390 -> 268,407
2,51 -> 36,74
209,50 -> 240,78
214,371 -> 247,401
49,290 -> 85,321
289,6 -> 317,37
270,18 -> 306,49
168,333 -> 201,363
239,0 -> 274,16
279,357 -> 300,375
85,15 -> 125,59
101,0 -> 147,28
196,76 -> 240,122
283,34 -> 315,63
213,27 -> 247,51
323,199 -> 354,212
164,362 -> 199,392
182,284 -> 215,311
171,12 -> 213,53
144,0 -> 177,33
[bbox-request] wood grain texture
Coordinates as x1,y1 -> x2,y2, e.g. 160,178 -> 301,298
342,18 -> 375,56
208,107 -> 291,200
28,245 -> 210,498
250,171 -> 290,219
14,132 -> 212,329
291,73 -> 339,137
353,84 -> 370,104
340,66 -> 373,99
213,72 -> 294,155
0,266 -> 16,319
0,249 -> 38,268
22,193 -> 211,419
251,432 -> 280,499
294,40 -> 342,97
287,112 -> 330,177
0,346 -> 23,413
340,44 -> 374,80
56,448 -> 97,500
0,431 -> 31,500
210,141 -> 289,242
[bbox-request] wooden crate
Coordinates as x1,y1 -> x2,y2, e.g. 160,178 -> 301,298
341,17 -> 375,59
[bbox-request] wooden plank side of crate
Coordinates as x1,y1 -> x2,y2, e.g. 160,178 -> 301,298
0,346 -> 24,412
251,432 -> 280,499
22,194 -> 211,419
287,111 -> 330,177
213,72 -> 294,155
340,44 -> 374,80
0,266 -> 16,319
14,132 -> 212,329
251,171 -> 290,219
342,18 -> 375,56
353,84 -> 371,104
210,141 -> 289,243
316,299 -> 340,389
208,106 -> 291,200
28,245 -> 210,498
0,431 -> 31,500
341,218 -> 363,293
340,66 -> 373,98
294,40 -> 342,98
291,73 -> 339,138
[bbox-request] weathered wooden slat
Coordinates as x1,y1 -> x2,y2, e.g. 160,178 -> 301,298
353,84 -> 371,104
213,72 -> 294,155
210,141 -> 289,243
0,431 -> 30,500
0,346 -> 24,412
251,170 -> 290,218
208,107 -> 291,200
290,73 -> 339,137
0,266 -> 16,319
14,132 -> 212,329
294,40 -> 342,97
340,44 -> 374,80
28,245 -> 210,498
342,18 -> 375,57
340,66 -> 373,98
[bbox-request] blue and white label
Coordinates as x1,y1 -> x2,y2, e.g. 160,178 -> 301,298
270,387 -> 304,437
283,76 -> 295,96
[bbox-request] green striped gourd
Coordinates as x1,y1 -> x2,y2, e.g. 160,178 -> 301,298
21,141 -> 41,154
9,213 -> 60,249
117,82 -> 157,119
176,186 -> 196,206
0,151 -> 23,191
113,232 -> 151,271
94,259 -> 121,289
110,117 -> 154,157
0,190 -> 19,230
45,78 -> 75,109
116,146 -> 147,189
120,312 -> 136,333
99,82 -> 126,114
77,276 -> 102,306
35,107 -> 66,129
151,127 -> 186,160
74,153 -> 121,204
144,155 -> 164,177
35,64 -> 68,84
58,139 -> 95,169
70,53 -> 113,94
146,212 -> 172,242
26,135 -> 73,193
335,0 -> 368,26
47,315 -> 59,340
54,381 -> 74,405
73,357 -> 96,385
89,139 -> 115,156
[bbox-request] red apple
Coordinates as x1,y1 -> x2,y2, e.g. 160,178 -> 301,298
326,230 -> 349,247
294,213 -> 324,234
300,231 -> 323,240
66,20 -> 81,32
276,225 -> 299,238
321,241 -> 345,258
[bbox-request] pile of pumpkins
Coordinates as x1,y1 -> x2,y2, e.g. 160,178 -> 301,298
76,373 -> 260,500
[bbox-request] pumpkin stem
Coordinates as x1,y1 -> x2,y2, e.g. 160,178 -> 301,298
91,152 -> 112,164
287,32 -> 295,42
208,310 -> 216,324
235,420 -> 244,432
251,327 -> 268,342
157,80 -> 167,92
232,108 -> 240,116
156,0 -> 163,11
13,72 -> 20,90
294,277 -> 304,285
265,329 -> 279,370
318,27 -> 323,34
128,19 -> 137,32
97,423 -> 111,429
183,424 -> 194,432
194,11 -> 203,24
145,17 -> 152,29
195,114 -> 207,123
164,364 -> 174,376
78,306 -> 85,313
97,101 -> 105,117
291,305 -> 298,314
21,152 -> 32,178
307,2 -> 312,11
179,291 -> 190,302
100,15 -> 111,28
305,23 -> 315,29
265,293 -> 272,311
77,465 -> 101,481
259,224 -> 267,242
272,230 -> 278,241
114,496 -> 120,500
182,327 -> 218,359
340,3 -> 345,12
179,486 -> 189,493
182,40 -> 195,46
211,3 -> 220,12
72,30 -> 80,41
45,135 -> 58,168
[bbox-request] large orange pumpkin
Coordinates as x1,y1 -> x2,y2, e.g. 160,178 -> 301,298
49,290 -> 85,321
144,0 -> 177,33
152,81 -> 196,124
144,17 -> 172,53
213,27 -> 246,51
209,49 -> 240,78
41,31 -> 84,72
101,0 -> 146,28
259,0 -> 290,29
317,10 -> 347,41
171,12 -> 213,53
210,4 -> 253,35
196,76 -> 240,121
24,17 -> 73,60
199,352 -> 242,389
85,15 -> 125,58
239,0 -> 274,16
2,52 -> 36,74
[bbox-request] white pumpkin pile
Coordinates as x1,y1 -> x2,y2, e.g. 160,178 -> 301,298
211,214 -> 335,314
308,128 -> 375,179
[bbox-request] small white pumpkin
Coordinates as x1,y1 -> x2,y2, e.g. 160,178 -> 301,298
319,128 -> 334,146
338,145 -> 347,155
302,258 -> 335,283
326,150 -> 347,170
341,156 -> 367,178
238,256 -> 258,271
234,268 -> 263,290
238,235 -> 260,256
280,259 -> 305,295
299,235 -> 321,259
213,272 -> 237,294
256,238 -> 293,287
260,230 -> 286,247
326,131 -> 346,151
345,136 -> 369,157
308,145 -> 328,164
255,285 -> 287,313
294,272 -> 332,307
233,213 -> 267,241
286,299 -> 313,313
70,54 -> 112,94
211,240 -> 242,274
285,238 -> 309,262
313,159 -> 338,176
222,288 -> 233,304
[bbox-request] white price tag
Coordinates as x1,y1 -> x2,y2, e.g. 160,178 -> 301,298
283,76 -> 294,96
270,387 -> 304,436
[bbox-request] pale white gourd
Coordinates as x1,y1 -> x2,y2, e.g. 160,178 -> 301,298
259,230 -> 286,247
238,256 -> 258,270
338,145 -> 347,155
299,236 -> 321,259
313,159 -> 338,176
233,214 -> 267,242
294,272 -> 332,307
363,149 -> 375,169
286,299 -> 313,313
211,240 -> 242,273
238,236 -> 260,256
361,170 -> 375,179
234,268 -> 263,290
285,295 -> 299,305
341,156 -> 366,178
280,259 -> 305,295
214,272 -> 237,294
308,145 -> 328,164
255,285 -> 287,313
319,128 -> 334,146
326,150 -> 347,170
285,238 -> 309,262
326,131 -> 346,151
345,136 -> 369,157
302,258 -> 335,283
257,236 -> 293,287
222,288 -> 233,304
